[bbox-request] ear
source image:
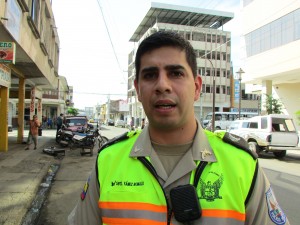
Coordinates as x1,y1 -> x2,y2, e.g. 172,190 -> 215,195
134,79 -> 141,101
194,75 -> 202,101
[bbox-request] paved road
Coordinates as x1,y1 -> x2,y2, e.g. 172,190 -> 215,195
258,152 -> 300,225
35,126 -> 128,225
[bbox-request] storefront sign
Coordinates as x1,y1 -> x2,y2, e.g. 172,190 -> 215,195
0,42 -> 16,64
30,88 -> 35,114
234,80 -> 240,102
0,64 -> 11,87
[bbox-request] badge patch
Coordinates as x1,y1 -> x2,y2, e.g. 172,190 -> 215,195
199,172 -> 223,201
81,176 -> 91,201
266,187 -> 286,225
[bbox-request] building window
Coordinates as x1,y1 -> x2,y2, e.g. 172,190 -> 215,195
245,8 -> 300,57
227,87 -> 231,95
29,0 -> 40,28
206,86 -> 211,93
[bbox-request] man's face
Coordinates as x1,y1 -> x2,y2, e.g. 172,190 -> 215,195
134,46 -> 202,130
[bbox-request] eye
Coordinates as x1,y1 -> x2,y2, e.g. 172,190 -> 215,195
170,70 -> 184,78
142,72 -> 157,80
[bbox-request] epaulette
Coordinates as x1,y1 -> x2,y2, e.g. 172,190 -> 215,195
98,130 -> 140,153
215,131 -> 257,160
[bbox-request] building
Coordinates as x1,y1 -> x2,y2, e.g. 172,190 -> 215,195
241,0 -> 300,129
127,2 -> 248,127
0,0 -> 71,151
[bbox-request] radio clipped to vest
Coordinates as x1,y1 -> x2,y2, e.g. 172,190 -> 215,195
170,184 -> 202,223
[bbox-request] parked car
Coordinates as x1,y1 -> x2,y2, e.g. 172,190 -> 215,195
106,119 -> 115,126
115,119 -> 126,128
65,116 -> 88,132
228,114 -> 300,158
88,118 -> 101,130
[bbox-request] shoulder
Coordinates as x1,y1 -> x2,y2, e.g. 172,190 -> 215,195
98,130 -> 141,153
212,131 -> 257,160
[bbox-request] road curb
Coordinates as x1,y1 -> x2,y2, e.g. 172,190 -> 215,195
21,163 -> 61,225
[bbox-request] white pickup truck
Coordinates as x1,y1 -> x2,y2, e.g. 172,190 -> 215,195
228,114 -> 300,158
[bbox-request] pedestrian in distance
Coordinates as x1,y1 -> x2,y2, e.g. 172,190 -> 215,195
68,31 -> 290,225
141,118 -> 145,129
56,113 -> 64,136
47,117 -> 52,129
25,115 -> 41,150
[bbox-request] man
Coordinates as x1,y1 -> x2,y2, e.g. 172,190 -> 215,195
141,118 -> 145,129
25,115 -> 41,150
68,31 -> 289,224
56,113 -> 64,135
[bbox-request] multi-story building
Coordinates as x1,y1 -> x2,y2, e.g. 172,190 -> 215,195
127,2 -> 242,127
41,76 -> 71,126
241,0 -> 300,129
0,0 -> 69,151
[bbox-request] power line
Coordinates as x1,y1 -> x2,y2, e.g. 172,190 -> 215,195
95,0 -> 125,81
74,91 -> 127,96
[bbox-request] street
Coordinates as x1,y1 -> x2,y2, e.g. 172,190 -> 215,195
258,152 -> 300,225
10,127 -> 299,225
32,126 -> 129,225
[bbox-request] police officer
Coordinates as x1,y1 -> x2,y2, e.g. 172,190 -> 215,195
68,31 -> 289,225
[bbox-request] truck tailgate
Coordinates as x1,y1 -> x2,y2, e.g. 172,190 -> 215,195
271,132 -> 299,146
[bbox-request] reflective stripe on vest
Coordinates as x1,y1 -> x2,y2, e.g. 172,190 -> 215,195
97,131 -> 257,225
99,202 -> 168,224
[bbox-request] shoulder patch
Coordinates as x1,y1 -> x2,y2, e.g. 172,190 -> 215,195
98,130 -> 139,153
81,175 -> 91,201
266,187 -> 287,224
221,132 -> 257,159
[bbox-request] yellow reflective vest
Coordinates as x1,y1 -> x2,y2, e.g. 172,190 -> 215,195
97,131 -> 257,225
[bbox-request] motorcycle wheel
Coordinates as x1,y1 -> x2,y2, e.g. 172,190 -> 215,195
69,140 -> 75,150
98,136 -> 109,149
80,148 -> 84,156
56,135 -> 61,143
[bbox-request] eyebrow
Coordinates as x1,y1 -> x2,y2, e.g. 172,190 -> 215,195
141,64 -> 186,74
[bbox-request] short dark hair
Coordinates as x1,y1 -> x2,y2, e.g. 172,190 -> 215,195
134,31 -> 197,81
60,113 -> 64,116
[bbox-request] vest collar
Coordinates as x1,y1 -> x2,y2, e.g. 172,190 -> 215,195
129,120 -> 217,163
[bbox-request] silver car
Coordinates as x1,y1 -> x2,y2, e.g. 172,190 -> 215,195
115,119 -> 126,128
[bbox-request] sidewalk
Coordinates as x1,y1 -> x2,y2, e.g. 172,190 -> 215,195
0,128 -> 104,225
0,130 -> 60,225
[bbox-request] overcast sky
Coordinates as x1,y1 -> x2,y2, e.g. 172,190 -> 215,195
51,0 -> 242,109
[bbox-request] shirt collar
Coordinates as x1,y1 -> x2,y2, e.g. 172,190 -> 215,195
129,120 -> 217,163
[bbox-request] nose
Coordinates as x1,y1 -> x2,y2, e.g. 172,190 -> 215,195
155,72 -> 172,94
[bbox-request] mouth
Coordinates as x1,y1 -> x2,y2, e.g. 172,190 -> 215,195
154,100 -> 176,109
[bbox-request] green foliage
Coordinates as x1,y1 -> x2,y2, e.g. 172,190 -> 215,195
296,110 -> 300,125
264,94 -> 283,114
67,107 -> 79,116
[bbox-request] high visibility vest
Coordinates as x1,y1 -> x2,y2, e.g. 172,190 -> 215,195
97,131 -> 257,225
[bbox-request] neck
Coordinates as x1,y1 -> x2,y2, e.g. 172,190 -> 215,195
149,119 -> 198,145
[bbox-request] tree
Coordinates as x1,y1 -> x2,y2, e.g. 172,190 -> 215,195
264,94 -> 283,114
296,110 -> 300,125
67,107 -> 79,116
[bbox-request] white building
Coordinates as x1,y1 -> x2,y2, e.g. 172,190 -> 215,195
241,0 -> 300,129
127,2 -> 236,127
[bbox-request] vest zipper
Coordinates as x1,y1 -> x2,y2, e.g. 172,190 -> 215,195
138,157 -> 172,225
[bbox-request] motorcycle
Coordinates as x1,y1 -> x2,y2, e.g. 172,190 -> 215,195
72,128 -> 109,156
56,124 -> 66,144
56,124 -> 88,148
59,129 -> 74,147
